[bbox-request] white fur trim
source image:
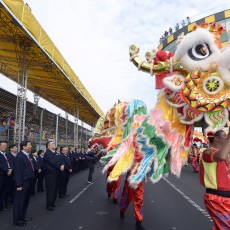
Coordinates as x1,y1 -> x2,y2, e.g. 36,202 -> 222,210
218,45 -> 230,85
174,28 -> 221,71
163,74 -> 184,92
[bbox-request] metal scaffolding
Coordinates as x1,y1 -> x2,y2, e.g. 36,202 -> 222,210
14,36 -> 32,145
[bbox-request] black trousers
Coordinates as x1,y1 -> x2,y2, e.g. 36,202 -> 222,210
13,179 -> 32,224
5,175 -> 15,206
71,163 -> 75,175
84,159 -> 88,169
73,161 -> 78,173
31,171 -> 38,195
87,161 -> 94,182
59,171 -> 70,196
37,171 -> 45,192
76,160 -> 81,172
45,172 -> 59,207
0,174 -> 8,210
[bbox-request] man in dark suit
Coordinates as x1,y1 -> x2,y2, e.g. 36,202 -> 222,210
37,150 -> 45,192
43,141 -> 64,211
75,148 -> 81,173
81,148 -> 88,170
13,140 -> 34,226
68,146 -> 75,175
30,150 -> 41,196
86,147 -> 96,184
59,146 -> 72,198
5,144 -> 18,207
80,148 -> 86,170
0,141 -> 12,211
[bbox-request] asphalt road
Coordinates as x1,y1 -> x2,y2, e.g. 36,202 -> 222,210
0,164 -> 213,230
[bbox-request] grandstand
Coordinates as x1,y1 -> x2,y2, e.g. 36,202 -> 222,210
0,87 -> 91,149
0,0 -> 103,148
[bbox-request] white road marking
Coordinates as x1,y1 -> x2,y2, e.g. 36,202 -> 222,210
96,211 -> 108,216
69,183 -> 93,204
163,177 -> 212,222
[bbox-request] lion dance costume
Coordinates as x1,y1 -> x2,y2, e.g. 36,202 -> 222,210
90,22 -> 230,230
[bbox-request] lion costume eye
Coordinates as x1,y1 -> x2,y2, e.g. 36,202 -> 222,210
188,43 -> 211,60
174,28 -> 221,71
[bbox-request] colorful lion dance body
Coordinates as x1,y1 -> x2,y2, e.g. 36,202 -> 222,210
90,22 -> 230,188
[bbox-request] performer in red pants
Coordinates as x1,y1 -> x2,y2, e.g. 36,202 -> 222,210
106,165 -> 122,204
191,144 -> 199,173
119,172 -> 145,230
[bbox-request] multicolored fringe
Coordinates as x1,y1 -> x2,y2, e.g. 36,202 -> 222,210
106,94 -> 193,188
101,100 -> 147,163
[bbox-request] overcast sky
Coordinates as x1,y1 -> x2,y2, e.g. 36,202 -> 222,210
1,0 -> 230,126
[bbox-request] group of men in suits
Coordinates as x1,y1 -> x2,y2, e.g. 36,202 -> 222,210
0,142 -> 17,212
0,140 -> 91,226
69,147 -> 89,173
43,141 -> 72,211
0,140 -> 42,226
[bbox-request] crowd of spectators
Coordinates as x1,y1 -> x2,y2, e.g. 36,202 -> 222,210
0,108 -> 90,147
159,16 -> 191,43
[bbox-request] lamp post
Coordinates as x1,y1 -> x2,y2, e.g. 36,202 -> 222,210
39,108 -> 45,149
65,112 -> 68,145
55,113 -> 61,146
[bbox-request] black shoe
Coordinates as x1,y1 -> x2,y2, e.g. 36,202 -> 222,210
135,221 -> 145,230
46,206 -> 54,211
64,194 -> 70,197
0,208 -> 8,211
59,195 -> 66,198
108,194 -> 111,198
52,203 -> 61,207
120,210 -> 125,219
14,221 -> 27,226
22,217 -> 33,221
113,199 -> 118,204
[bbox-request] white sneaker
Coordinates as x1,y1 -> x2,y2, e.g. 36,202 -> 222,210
87,180 -> 93,184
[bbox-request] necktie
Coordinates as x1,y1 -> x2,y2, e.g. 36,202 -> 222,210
29,158 -> 34,171
24,152 -> 34,171
1,152 -> 10,169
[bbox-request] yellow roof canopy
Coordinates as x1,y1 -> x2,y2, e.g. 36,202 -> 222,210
0,0 -> 104,126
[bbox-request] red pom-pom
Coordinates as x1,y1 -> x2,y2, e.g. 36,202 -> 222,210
167,52 -> 174,59
156,50 -> 168,61
193,137 -> 202,142
207,131 -> 215,137
153,57 -> 159,64
207,131 -> 215,142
